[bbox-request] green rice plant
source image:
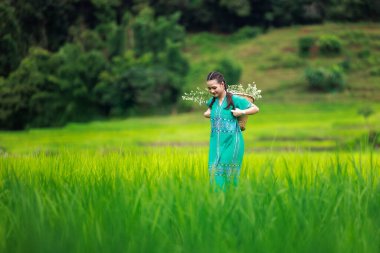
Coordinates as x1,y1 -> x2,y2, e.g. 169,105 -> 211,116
0,149 -> 379,253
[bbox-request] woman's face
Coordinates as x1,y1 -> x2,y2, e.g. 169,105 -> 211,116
207,79 -> 225,97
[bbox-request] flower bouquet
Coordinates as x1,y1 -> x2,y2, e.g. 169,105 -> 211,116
182,82 -> 262,131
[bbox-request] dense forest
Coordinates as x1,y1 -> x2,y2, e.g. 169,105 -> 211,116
1,0 -> 379,129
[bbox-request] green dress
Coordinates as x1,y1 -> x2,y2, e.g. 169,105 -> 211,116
207,94 -> 253,189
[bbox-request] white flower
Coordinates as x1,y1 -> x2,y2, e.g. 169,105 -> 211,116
182,87 -> 209,105
228,82 -> 262,100
182,82 -> 262,106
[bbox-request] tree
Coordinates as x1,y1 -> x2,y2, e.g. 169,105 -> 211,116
95,8 -> 189,116
0,2 -> 23,76
0,47 -> 59,129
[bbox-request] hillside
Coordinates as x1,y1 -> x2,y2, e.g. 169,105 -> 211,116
183,22 -> 380,103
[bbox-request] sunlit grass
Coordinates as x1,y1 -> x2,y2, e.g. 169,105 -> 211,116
0,149 -> 379,253
1,102 -> 379,154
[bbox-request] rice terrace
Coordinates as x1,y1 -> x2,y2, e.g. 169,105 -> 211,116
1,1 -> 380,252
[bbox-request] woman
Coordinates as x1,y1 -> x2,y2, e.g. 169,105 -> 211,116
203,71 -> 259,190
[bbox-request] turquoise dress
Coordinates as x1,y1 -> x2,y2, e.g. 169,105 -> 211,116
207,95 -> 253,189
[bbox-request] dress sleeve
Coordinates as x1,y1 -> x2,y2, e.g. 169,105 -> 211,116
232,95 -> 253,110
206,97 -> 214,107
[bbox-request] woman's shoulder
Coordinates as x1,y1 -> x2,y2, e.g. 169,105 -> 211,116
231,94 -> 245,102
231,93 -> 253,108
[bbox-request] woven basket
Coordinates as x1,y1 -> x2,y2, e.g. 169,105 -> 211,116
233,93 -> 255,131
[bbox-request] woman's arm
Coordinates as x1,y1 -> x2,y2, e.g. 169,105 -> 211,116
204,108 -> 211,118
231,104 -> 259,117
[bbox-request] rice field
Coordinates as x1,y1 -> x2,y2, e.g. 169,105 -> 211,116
1,102 -> 379,154
0,149 -> 379,253
1,102 -> 380,253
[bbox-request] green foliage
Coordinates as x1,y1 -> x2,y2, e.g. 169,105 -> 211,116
53,44 -> 108,121
305,65 -> 346,92
0,2 -> 23,76
91,0 -> 119,24
71,29 -> 104,52
232,26 -> 263,41
326,0 -> 380,21
298,36 -> 316,57
96,51 -> 155,116
0,45 -> 108,129
132,7 -> 185,59
268,0 -> 324,26
94,8 -> 189,117
215,58 -> 242,85
0,7 -> 189,129
220,0 -> 251,17
96,47 -> 188,116
95,22 -> 125,58
0,48 -> 61,129
317,35 -> 343,56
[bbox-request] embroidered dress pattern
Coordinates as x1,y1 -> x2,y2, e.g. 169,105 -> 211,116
207,95 -> 252,189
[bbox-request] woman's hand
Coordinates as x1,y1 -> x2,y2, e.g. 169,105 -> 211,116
231,108 -> 245,117
231,105 -> 259,117
204,108 -> 211,118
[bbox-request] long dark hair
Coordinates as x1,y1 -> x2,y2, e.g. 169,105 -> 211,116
207,71 -> 235,110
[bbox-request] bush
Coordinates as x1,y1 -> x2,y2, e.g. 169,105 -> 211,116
317,35 -> 343,56
305,65 -> 346,92
215,58 -> 242,85
298,36 -> 316,57
233,26 -> 262,41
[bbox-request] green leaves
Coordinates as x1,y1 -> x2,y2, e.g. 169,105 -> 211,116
0,7 -> 189,129
305,65 -> 346,92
